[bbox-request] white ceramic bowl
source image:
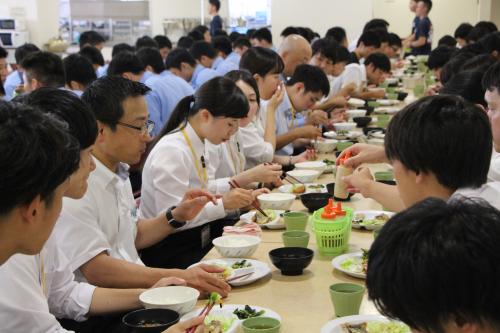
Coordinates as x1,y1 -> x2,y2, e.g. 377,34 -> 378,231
348,98 -> 365,107
385,77 -> 398,85
139,286 -> 199,315
258,193 -> 296,210
346,110 -> 367,119
294,161 -> 327,174
333,122 -> 357,132
314,139 -> 338,153
286,169 -> 321,183
212,235 -> 261,258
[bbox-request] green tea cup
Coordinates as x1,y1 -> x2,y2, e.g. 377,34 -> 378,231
385,87 -> 396,94
413,84 -> 425,98
367,101 -> 380,108
386,93 -> 398,100
376,115 -> 391,128
337,141 -> 354,152
282,231 -> 310,247
374,171 -> 394,182
242,317 -> 281,333
329,283 -> 365,317
283,212 -> 309,231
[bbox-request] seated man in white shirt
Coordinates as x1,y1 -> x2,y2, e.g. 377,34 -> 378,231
52,76 -> 231,297
339,52 -> 391,100
0,88 -> 205,333
339,95 -> 500,212
266,64 -> 330,156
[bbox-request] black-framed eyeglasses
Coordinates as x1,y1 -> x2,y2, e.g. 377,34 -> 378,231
117,120 -> 155,136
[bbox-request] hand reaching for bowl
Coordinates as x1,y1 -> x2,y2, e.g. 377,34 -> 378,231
182,264 -> 231,297
294,125 -> 322,140
307,110 -> 330,126
337,143 -> 388,169
172,189 -> 220,222
163,316 -> 204,333
222,188 -> 255,210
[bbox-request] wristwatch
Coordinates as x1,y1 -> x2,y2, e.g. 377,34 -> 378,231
165,206 -> 187,229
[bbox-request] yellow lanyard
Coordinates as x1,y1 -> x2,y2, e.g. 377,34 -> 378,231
227,140 -> 244,175
38,255 -> 47,298
181,129 -> 208,188
287,106 -> 297,129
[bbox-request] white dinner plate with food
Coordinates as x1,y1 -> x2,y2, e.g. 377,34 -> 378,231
348,98 -> 366,107
331,251 -> 368,279
182,304 -> 281,333
324,131 -> 362,140
240,210 -> 285,229
321,314 -> 410,333
278,183 -> 327,195
352,211 -> 394,230
376,99 -> 399,106
322,159 -> 336,174
374,106 -> 400,114
190,258 -> 270,287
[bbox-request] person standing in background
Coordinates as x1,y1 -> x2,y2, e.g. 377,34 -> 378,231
405,0 -> 433,55
208,0 -> 223,36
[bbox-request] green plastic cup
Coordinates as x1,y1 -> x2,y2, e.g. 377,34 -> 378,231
367,101 -> 380,108
413,84 -> 425,98
376,115 -> 391,128
337,141 -> 354,152
374,171 -> 394,182
283,212 -> 309,231
282,231 -> 310,247
385,87 -> 396,94
329,283 -> 365,317
242,317 -> 281,333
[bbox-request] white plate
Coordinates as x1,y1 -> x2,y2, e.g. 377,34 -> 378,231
278,183 -> 327,195
190,258 -> 271,287
374,106 -> 400,114
331,252 -> 366,279
240,210 -> 285,229
368,131 -> 385,139
182,304 -> 281,333
321,315 -> 390,333
352,210 -> 394,230
324,131 -> 362,140
376,99 -> 399,106
348,98 -> 366,107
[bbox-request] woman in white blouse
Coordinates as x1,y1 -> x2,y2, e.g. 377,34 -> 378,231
140,77 -> 269,268
238,47 -> 310,167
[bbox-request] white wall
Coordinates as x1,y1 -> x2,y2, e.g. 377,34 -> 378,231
491,0 -> 500,29
270,0 -> 373,48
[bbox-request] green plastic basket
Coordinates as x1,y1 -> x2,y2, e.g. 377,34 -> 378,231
312,207 -> 353,256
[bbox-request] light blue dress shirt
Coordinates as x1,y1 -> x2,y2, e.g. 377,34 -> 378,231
191,64 -> 219,90
215,56 -> 239,76
273,90 -> 305,156
96,64 -> 108,78
3,70 -> 22,101
145,71 -> 194,136
212,57 -> 224,71
225,52 -> 241,66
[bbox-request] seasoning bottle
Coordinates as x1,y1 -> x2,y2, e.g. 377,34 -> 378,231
334,151 -> 353,200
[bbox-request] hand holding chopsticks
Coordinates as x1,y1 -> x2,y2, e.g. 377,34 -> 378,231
186,292 -> 223,333
228,180 -> 269,218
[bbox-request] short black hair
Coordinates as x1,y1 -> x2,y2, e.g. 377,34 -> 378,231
63,53 -> 97,88
418,0 -> 432,12
312,38 -> 349,64
194,25 -> 209,36
0,46 -> 7,59
79,46 -> 105,67
281,26 -> 299,38
454,22 -> 473,39
188,30 -> 204,42
79,30 -> 105,49
239,47 -> 284,77
209,0 -> 221,11
112,43 -> 135,58
21,87 -> 98,150
460,54 -> 496,73
385,95 -> 492,190
357,30 -> 381,48
165,48 -> 197,70
371,28 -> 389,45
439,51 -> 474,84
438,35 -> 457,47
440,70 -> 487,106
479,31 -> 500,54
212,35 -> 233,56
365,52 -> 391,73
153,35 -> 172,50
135,35 -> 159,51
177,36 -> 195,49
427,45 -> 456,70
107,51 -> 145,76
136,47 -> 165,74
387,33 -> 402,48
482,61 -> 500,92
14,43 -> 39,64
325,27 -> 347,45
367,197 -> 500,333
286,64 -> 329,96
233,36 -> 251,49
82,76 -> 150,130
296,27 -> 315,43
21,51 -> 65,88
363,19 -> 389,33
475,21 -> 498,33
214,29 -> 228,37
246,29 -> 257,38
251,28 -> 273,44
466,26 -> 490,44
229,31 -> 242,43
189,41 -> 216,60
0,101 -> 79,214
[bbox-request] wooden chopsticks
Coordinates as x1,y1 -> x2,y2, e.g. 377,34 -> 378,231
228,180 -> 269,218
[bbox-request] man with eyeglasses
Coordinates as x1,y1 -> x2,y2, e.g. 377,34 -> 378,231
52,77 -> 231,303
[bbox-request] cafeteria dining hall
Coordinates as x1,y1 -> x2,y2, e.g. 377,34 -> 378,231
1,0 -> 500,332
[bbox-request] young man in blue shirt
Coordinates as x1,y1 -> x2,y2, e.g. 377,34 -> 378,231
405,0 -> 433,55
3,43 -> 39,100
189,41 -> 220,90
208,0 -> 223,36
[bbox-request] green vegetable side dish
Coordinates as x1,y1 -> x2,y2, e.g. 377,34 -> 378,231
323,159 -> 335,166
353,213 -> 390,227
231,260 -> 252,269
204,314 -> 236,332
233,305 -> 266,319
340,250 -> 369,274
343,321 -> 410,333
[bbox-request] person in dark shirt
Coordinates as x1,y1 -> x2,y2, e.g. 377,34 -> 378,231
407,0 -> 433,55
208,0 -> 223,37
